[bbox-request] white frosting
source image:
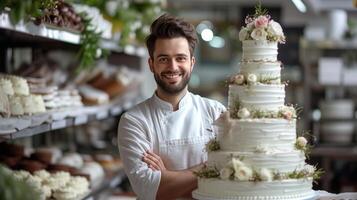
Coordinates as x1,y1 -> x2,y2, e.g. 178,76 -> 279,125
0,78 -> 14,95
242,40 -> 278,62
8,95 -> 24,116
228,84 -> 285,112
195,178 -> 315,200
8,76 -> 30,96
59,153 -> 84,169
240,61 -> 281,83
207,150 -> 306,173
0,90 -> 10,116
218,119 -> 296,152
31,95 -> 46,113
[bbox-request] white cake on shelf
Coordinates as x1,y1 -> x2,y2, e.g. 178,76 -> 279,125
6,75 -> 30,96
193,9 -> 320,200
0,78 -> 14,95
8,95 -> 25,116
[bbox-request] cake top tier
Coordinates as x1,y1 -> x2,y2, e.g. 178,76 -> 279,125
238,5 -> 285,44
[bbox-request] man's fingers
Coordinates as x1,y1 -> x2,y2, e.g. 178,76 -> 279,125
144,159 -> 160,170
146,151 -> 166,168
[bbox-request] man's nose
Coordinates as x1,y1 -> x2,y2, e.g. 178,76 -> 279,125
167,58 -> 178,69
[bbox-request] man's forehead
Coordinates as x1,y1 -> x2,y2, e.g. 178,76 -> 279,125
153,38 -> 190,57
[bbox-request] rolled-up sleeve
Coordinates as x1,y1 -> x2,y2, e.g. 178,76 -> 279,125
118,113 -> 161,200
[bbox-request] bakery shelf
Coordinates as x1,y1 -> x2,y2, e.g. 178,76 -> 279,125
0,91 -> 143,140
300,38 -> 357,50
83,169 -> 126,200
0,17 -> 146,57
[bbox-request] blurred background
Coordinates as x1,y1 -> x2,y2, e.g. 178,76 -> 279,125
1,0 -> 357,199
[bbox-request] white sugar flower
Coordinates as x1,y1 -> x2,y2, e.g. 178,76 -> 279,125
231,157 -> 245,172
259,168 -> 273,181
234,74 -> 245,85
237,108 -> 250,119
255,145 -> 270,154
304,165 -> 316,174
239,27 -> 249,41
296,137 -> 308,148
234,166 -> 253,181
250,28 -> 267,40
268,20 -> 284,37
220,167 -> 233,180
247,74 -> 257,84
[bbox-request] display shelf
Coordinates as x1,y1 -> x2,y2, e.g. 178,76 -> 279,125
0,17 -> 146,57
300,38 -> 357,50
83,169 -> 126,200
0,91 -> 144,140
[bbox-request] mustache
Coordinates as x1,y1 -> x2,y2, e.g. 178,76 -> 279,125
161,71 -> 183,76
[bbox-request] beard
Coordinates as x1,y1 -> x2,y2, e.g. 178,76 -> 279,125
153,70 -> 191,95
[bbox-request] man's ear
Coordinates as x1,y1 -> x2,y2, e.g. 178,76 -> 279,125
191,56 -> 195,72
148,57 -> 154,73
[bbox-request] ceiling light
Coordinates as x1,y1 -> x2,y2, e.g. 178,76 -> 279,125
209,36 -> 225,48
201,28 -> 214,41
291,0 -> 307,13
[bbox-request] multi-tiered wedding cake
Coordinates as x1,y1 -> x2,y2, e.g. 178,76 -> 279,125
193,7 -> 320,200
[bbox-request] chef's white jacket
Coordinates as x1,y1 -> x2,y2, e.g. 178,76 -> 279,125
117,91 -> 225,200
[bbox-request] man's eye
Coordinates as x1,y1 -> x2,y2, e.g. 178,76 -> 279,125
177,57 -> 187,62
159,58 -> 168,62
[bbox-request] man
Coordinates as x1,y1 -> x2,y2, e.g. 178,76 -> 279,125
117,13 -> 225,200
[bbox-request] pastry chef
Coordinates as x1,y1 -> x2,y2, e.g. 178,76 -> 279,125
118,13 -> 225,200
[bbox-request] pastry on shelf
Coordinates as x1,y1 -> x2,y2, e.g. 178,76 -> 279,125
0,77 -> 14,95
0,155 -> 20,168
36,147 -> 62,164
16,159 -> 46,173
0,142 -> 25,158
21,94 -> 46,115
0,90 -> 10,117
30,150 -> 54,165
5,75 -> 30,96
47,163 -> 76,174
58,152 -> 84,169
8,95 -> 25,116
78,84 -> 109,105
79,161 -> 105,187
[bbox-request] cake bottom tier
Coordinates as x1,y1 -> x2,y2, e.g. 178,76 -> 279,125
193,178 -> 315,200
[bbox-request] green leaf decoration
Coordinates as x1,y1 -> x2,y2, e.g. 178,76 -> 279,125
194,165 -> 220,178
254,1 -> 268,18
205,138 -> 220,152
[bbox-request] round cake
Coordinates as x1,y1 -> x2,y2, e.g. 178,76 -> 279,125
193,8 -> 319,200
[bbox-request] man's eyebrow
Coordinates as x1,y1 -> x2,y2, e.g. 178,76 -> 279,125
156,54 -> 169,58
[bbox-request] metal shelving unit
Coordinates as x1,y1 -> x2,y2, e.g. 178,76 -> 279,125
300,38 -> 357,192
0,14 -> 146,199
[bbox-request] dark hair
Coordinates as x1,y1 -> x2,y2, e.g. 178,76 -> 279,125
146,13 -> 198,59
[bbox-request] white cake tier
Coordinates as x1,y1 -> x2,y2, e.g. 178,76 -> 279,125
240,61 -> 281,83
242,40 -> 278,62
207,150 -> 305,173
228,84 -> 285,112
218,119 -> 296,152
194,178 -> 315,200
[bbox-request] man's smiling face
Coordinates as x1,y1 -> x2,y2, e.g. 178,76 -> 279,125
149,37 -> 195,94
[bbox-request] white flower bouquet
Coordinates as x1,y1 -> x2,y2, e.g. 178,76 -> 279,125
239,14 -> 285,43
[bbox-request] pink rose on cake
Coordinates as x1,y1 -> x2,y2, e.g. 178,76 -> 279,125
254,16 -> 269,28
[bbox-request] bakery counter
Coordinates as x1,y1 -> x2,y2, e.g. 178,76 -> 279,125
0,90 -> 143,141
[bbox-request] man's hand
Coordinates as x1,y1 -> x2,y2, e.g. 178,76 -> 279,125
142,150 -> 166,171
